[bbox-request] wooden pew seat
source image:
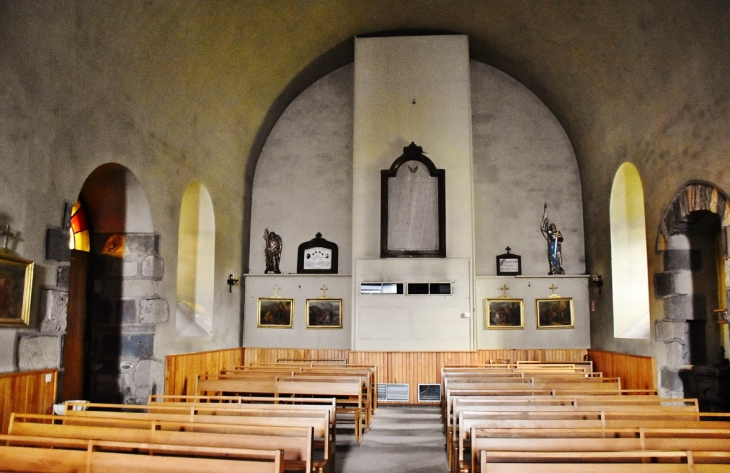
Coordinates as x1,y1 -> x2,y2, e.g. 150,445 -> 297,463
9,413 -> 319,473
0,434 -> 284,473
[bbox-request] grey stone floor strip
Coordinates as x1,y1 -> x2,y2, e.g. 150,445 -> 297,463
335,405 -> 449,473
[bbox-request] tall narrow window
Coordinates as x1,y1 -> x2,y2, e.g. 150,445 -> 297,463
176,181 -> 215,337
610,163 -> 650,339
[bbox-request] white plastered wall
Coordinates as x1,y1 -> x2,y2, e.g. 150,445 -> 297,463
352,36 -> 475,351
245,38 -> 587,352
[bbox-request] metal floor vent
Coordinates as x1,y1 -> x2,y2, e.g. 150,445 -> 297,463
418,384 -> 441,402
377,383 -> 409,402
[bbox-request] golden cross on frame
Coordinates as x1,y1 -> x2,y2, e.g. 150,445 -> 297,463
549,284 -> 558,295
320,285 -> 329,298
499,284 -> 509,298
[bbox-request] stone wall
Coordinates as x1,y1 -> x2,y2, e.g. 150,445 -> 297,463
87,233 -> 166,404
17,232 -> 167,404
654,182 -> 730,397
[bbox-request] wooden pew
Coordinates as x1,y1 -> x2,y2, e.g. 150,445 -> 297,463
276,377 -> 365,445
445,379 -> 621,393
297,366 -> 376,418
515,360 -> 593,372
149,393 -> 338,411
479,449 -> 730,473
147,396 -> 337,465
231,364 -> 377,419
0,434 -> 285,473
62,401 -> 335,471
443,387 -> 656,434
197,374 -> 279,396
197,373 -> 367,444
456,415 -> 730,473
445,396 -> 694,470
440,373 -> 619,424
9,413 -> 320,473
443,387 -> 645,439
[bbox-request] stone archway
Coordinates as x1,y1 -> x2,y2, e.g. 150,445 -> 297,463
654,181 -> 730,397
72,163 -> 167,403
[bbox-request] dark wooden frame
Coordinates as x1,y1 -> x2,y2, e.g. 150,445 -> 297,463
380,142 -> 446,258
297,233 -> 339,274
496,252 -> 522,276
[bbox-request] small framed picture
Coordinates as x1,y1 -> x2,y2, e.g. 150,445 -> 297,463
496,251 -> 521,276
485,298 -> 524,329
536,297 -> 574,328
257,298 -> 294,328
306,298 -> 342,329
0,252 -> 34,326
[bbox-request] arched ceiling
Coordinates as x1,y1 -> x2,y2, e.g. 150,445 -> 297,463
1,1 -> 728,194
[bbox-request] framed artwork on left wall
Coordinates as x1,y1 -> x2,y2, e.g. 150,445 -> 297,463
536,297 -> 574,329
0,252 -> 34,326
485,298 -> 524,329
257,297 -> 294,328
306,298 -> 342,329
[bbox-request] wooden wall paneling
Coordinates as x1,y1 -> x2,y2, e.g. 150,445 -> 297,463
0,369 -> 57,434
164,348 -> 244,396
165,348 -> 592,404
587,349 -> 657,391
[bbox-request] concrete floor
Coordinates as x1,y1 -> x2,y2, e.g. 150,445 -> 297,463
334,405 -> 449,473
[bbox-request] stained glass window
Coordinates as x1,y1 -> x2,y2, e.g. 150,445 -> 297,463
69,201 -> 90,252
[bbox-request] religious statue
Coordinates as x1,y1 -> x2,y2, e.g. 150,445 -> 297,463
541,203 -> 564,275
264,228 -> 282,274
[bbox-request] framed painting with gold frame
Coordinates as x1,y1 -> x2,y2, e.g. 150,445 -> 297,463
257,298 -> 293,328
485,298 -> 524,329
536,297 -> 574,328
306,298 -> 342,329
0,252 -> 34,326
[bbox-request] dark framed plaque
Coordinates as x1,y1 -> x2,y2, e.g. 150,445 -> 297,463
381,142 -> 446,258
297,233 -> 339,274
496,250 -> 521,276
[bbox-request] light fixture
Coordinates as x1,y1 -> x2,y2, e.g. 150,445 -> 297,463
227,273 -> 240,292
590,274 -> 603,294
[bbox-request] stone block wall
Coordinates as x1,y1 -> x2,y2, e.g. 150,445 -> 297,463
87,233 -> 167,404
654,182 -> 730,398
18,231 -> 166,404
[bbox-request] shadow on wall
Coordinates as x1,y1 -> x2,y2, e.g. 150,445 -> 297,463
68,163 -> 166,404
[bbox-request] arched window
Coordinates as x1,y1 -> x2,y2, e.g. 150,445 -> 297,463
610,163 -> 650,339
176,181 -> 215,337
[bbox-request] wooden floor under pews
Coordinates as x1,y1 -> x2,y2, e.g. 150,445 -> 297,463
2,359 -> 730,472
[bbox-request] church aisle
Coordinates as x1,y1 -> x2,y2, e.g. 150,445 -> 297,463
335,406 -> 448,473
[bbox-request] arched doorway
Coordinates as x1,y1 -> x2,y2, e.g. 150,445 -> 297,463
64,163 -> 166,404
654,181 -> 730,404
